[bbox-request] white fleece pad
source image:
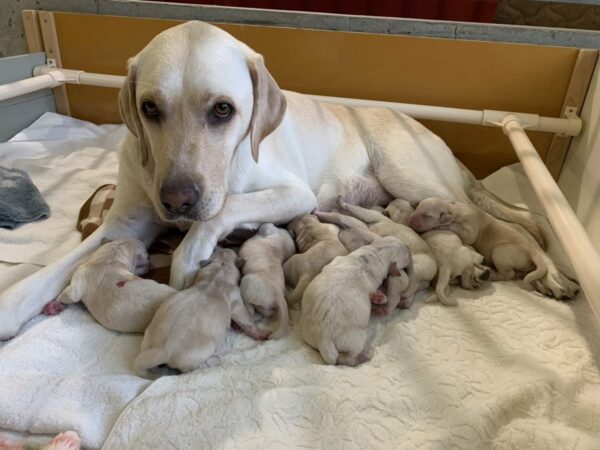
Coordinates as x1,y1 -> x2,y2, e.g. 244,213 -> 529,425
0,113 -> 123,265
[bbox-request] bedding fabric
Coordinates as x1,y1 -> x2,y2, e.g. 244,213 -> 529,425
1,114 -> 600,449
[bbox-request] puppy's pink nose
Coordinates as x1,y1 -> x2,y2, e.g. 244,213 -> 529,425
160,183 -> 199,215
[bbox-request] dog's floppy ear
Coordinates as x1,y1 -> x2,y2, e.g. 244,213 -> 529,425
118,57 -> 149,166
440,211 -> 454,225
247,54 -> 287,163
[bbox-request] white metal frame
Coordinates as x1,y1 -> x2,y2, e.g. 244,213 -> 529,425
1,66 -> 599,323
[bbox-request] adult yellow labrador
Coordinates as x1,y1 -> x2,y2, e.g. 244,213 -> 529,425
0,21 -> 556,338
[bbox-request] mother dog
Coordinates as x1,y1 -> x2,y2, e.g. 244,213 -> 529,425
0,21 -> 562,339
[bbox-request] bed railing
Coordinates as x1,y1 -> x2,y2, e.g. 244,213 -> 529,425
1,66 -> 598,323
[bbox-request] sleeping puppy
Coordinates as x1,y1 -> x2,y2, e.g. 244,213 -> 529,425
134,248 -> 270,378
51,238 -> 176,333
300,236 -> 411,366
239,223 -> 296,338
383,198 -> 415,225
421,230 -> 490,306
337,198 -> 437,310
408,197 -> 579,299
283,215 -> 347,305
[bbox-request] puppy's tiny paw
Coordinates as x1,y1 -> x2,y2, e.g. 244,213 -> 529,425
369,290 -> 387,305
372,306 -> 389,316
42,300 -> 65,316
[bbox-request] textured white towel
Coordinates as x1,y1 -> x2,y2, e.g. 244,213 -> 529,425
0,113 -> 123,265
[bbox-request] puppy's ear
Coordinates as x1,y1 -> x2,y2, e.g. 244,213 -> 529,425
118,57 -> 149,166
440,212 -> 454,225
247,54 -> 287,162
235,257 -> 246,270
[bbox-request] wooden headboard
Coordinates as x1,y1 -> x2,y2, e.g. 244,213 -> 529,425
23,11 -> 597,178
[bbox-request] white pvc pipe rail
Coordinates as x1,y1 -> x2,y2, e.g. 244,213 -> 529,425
0,67 -> 583,137
502,115 -> 600,324
1,67 -> 598,322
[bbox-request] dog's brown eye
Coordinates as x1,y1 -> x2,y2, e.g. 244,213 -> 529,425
142,101 -> 160,119
213,102 -> 233,119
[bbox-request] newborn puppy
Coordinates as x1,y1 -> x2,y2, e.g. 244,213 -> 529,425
409,198 -> 579,299
384,198 -> 415,225
283,215 -> 348,305
300,236 -> 411,366
314,209 -> 409,313
421,230 -> 490,306
239,223 -> 296,338
134,248 -> 269,378
337,198 -> 437,310
54,238 -> 176,333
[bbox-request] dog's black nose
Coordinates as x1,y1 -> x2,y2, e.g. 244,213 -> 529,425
160,182 -> 199,215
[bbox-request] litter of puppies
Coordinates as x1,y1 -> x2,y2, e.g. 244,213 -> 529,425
44,196 -> 580,372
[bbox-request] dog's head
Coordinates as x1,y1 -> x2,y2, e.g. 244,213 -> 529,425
119,21 -> 287,222
407,197 -> 454,232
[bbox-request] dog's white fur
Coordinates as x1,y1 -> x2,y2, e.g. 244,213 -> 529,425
56,238 -> 175,333
300,236 -> 411,366
134,248 -> 268,378
283,215 -> 347,305
336,198 -> 437,310
421,230 -> 490,306
0,20 -> 551,339
409,198 -> 579,299
239,223 -> 295,338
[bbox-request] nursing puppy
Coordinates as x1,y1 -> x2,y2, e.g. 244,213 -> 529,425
239,223 -> 296,338
52,238 -> 175,333
300,236 -> 411,366
337,198 -> 437,310
421,230 -> 490,306
408,198 -> 579,299
135,248 -> 269,378
383,198 -> 415,225
283,215 -> 347,305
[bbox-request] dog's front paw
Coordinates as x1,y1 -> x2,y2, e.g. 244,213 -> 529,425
169,258 -> 199,290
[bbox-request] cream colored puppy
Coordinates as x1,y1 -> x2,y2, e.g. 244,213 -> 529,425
300,236 -> 411,366
337,198 -> 437,310
52,238 -> 175,333
283,215 -> 347,305
239,223 -> 296,338
135,248 -> 269,378
408,198 -> 579,299
421,230 -> 490,306
384,198 -> 415,225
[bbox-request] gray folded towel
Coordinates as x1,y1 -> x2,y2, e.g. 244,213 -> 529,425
0,165 -> 50,229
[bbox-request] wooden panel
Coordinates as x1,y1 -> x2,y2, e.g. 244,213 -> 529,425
52,12 -> 579,178
22,10 -> 44,53
0,53 -> 56,142
545,49 -> 598,180
38,11 -> 70,116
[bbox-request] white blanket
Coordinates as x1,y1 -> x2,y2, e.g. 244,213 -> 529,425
0,113 -> 122,265
1,114 -> 599,449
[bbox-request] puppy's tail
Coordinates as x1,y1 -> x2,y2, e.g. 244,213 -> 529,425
134,348 -> 168,379
469,184 -> 546,249
523,251 -> 548,287
318,339 -> 339,365
285,276 -> 311,306
271,296 -> 290,339
435,266 -> 457,306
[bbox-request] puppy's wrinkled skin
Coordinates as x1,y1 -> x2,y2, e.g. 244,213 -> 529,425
135,248 -> 269,378
300,236 -> 411,366
409,198 -> 579,300
56,238 -> 175,333
337,198 -> 437,310
239,223 -> 296,338
283,215 -> 347,305
421,230 -> 490,306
